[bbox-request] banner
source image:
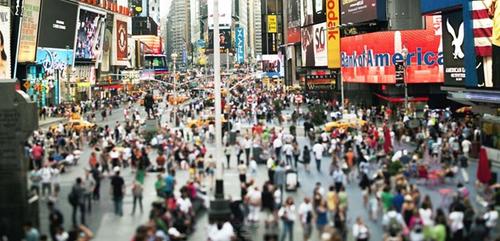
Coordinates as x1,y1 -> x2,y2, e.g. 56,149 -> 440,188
267,15 -> 277,33
0,6 -> 10,78
112,14 -> 130,66
341,17 -> 444,84
208,0 -> 232,29
75,7 -> 106,61
313,23 -> 327,67
327,0 -> 340,68
235,27 -> 245,64
301,25 -> 314,66
340,0 -> 383,24
442,10 -> 466,86
313,0 -> 326,23
37,0 -> 78,49
301,0 -> 314,26
208,29 -> 232,51
288,0 -> 301,28
101,14 -> 114,72
18,0 -> 41,63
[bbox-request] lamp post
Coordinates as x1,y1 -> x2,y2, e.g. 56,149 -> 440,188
401,47 -> 409,114
171,53 -> 178,126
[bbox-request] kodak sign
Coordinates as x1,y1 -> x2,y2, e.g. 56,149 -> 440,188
326,0 -> 340,68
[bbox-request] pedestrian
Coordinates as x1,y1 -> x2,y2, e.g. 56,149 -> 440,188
246,186 -> 262,223
278,197 -> 296,241
90,164 -> 102,200
283,141 -> 293,167
48,201 -> 63,241
331,167 -> 345,192
243,135 -> 252,165
131,181 -> 144,215
458,154 -> 469,183
164,169 -> 176,198
237,160 -> 247,183
110,167 -> 125,216
312,140 -> 324,172
39,164 -> 54,198
273,135 -> 283,161
224,145 -> 232,169
302,145 -> 311,172
316,201 -> 329,238
83,170 -> 95,212
23,222 -> 40,241
68,177 -> 86,227
353,217 -> 370,241
483,204 -> 498,236
298,197 -> 313,241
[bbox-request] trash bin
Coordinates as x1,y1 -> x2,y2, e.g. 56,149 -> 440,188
285,169 -> 299,191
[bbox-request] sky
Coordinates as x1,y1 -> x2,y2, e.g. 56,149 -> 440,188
160,0 -> 172,17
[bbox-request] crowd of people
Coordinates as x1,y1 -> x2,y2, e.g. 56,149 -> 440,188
22,74 -> 499,241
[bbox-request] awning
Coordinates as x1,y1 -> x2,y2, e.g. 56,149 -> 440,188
375,93 -> 429,103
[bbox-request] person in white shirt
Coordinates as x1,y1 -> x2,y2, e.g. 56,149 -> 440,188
461,138 -> 472,158
282,142 -> 294,167
312,141 -> 325,173
419,203 -> 434,227
298,197 -> 313,241
278,197 -> 296,241
177,192 -> 192,215
353,217 -> 370,241
246,186 -> 262,223
243,136 -> 252,165
39,164 -> 54,198
207,222 -> 235,241
483,205 -> 499,234
273,137 -> 283,161
448,207 -> 464,240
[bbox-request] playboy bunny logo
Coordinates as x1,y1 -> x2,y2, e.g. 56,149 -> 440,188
446,19 -> 464,59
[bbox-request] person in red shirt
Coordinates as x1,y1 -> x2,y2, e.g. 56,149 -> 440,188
31,143 -> 44,169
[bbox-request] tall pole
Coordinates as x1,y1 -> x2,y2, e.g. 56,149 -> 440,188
213,0 -> 224,198
173,57 -> 177,126
226,48 -> 229,71
404,69 -> 408,114
341,76 -> 344,110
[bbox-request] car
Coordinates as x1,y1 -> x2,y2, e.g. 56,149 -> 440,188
324,118 -> 367,132
49,119 -> 96,133
187,115 -> 227,129
168,95 -> 189,105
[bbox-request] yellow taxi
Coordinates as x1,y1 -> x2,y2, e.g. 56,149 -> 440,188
324,118 -> 367,132
49,119 -> 96,133
187,115 -> 227,129
168,95 -> 189,105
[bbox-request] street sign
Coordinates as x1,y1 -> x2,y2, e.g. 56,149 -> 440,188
247,95 -> 253,104
295,95 -> 303,103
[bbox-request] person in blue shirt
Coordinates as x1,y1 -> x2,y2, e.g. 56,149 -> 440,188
164,169 -> 176,198
392,189 -> 405,213
24,221 -> 40,241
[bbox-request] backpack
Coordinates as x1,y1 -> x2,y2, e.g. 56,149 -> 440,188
68,187 -> 79,206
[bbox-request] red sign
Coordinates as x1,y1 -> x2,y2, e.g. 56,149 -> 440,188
287,27 -> 301,43
295,95 -> 303,103
341,17 -> 444,84
247,95 -> 254,104
116,20 -> 128,60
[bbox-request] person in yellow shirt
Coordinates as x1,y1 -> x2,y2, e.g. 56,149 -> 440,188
491,0 -> 500,85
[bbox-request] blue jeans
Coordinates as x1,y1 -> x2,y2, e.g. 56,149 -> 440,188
113,197 -> 123,216
280,220 -> 294,241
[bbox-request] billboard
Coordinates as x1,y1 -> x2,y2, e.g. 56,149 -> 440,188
471,0 -> 499,89
37,0 -> 78,49
313,23 -> 327,66
301,25 -> 314,66
327,0 -> 341,68
112,14 -> 130,66
0,6 -> 10,78
208,29 -> 232,51
267,15 -> 277,33
288,0 -> 301,43
17,0 -> 41,63
235,27 -> 245,64
301,0 -> 314,26
340,17 -> 443,84
101,14 -> 113,72
262,54 -> 284,77
442,10 -> 466,86
75,7 -> 106,61
313,0 -> 326,23
208,0 -> 232,29
340,0 -> 384,24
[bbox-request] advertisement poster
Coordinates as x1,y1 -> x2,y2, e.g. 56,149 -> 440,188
301,25 -> 315,66
341,17 -> 444,84
313,23 -> 327,67
471,0 -> 499,89
288,0 -> 301,28
327,0 -> 341,68
235,27 -> 245,64
313,0 -> 326,23
340,0 -> 381,24
442,10 -> 466,86
116,20 -> 128,60
101,14 -> 113,72
18,0 -> 41,63
0,6 -> 10,78
37,0 -> 78,49
207,0 -> 232,29
75,7 -> 106,62
301,0 -> 314,26
267,15 -> 277,33
262,54 -> 284,77
208,29 -> 232,51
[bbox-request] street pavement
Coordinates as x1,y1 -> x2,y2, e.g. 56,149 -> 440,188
37,105 -> 497,241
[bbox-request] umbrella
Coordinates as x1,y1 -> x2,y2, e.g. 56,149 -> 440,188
476,147 -> 492,184
383,125 -> 392,154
